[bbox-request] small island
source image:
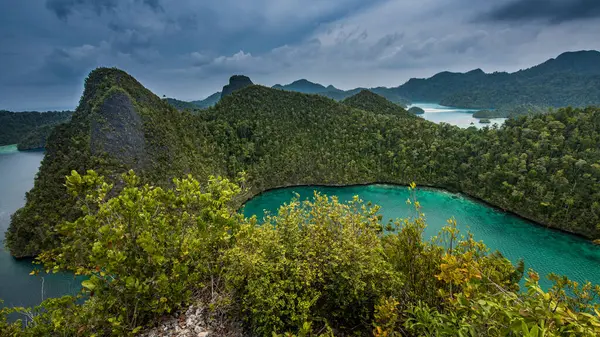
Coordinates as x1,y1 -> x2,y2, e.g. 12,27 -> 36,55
479,118 -> 491,124
408,106 -> 425,115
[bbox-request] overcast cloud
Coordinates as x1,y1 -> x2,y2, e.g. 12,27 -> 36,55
1,0 -> 599,110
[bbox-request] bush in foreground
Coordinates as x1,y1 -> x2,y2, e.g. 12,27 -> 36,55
2,172 -> 600,336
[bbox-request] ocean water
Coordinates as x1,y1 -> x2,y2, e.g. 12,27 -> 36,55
409,102 -> 506,128
243,184 -> 600,290
0,145 -> 80,310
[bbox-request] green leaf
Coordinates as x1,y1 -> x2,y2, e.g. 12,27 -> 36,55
81,279 -> 96,291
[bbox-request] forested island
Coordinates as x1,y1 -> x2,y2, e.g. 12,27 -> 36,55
0,110 -> 72,149
2,68 -> 600,336
473,104 -> 549,119
408,106 -> 425,115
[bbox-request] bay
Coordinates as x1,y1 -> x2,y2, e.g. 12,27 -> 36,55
0,145 -> 80,311
409,102 -> 506,128
243,184 -> 600,290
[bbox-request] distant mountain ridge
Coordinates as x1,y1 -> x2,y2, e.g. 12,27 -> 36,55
273,80 -> 411,107
191,92 -> 221,108
273,79 -> 330,93
165,50 -> 600,111
396,50 -> 600,108
166,92 -> 221,111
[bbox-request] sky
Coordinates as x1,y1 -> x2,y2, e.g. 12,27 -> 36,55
1,0 -> 599,111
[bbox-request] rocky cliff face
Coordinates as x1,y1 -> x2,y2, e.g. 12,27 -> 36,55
5,67 -> 206,257
221,75 -> 253,98
91,90 -> 147,169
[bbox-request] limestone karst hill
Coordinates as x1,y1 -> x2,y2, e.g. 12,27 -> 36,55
6,67 -> 600,259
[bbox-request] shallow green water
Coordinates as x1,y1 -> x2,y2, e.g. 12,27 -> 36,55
0,145 -> 80,310
243,184 -> 600,289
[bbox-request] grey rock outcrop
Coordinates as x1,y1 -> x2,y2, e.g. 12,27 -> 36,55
221,75 -> 253,98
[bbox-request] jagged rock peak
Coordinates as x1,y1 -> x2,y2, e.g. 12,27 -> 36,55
221,75 -> 254,98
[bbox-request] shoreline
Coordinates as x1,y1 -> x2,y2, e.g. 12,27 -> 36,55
239,181 -> 594,243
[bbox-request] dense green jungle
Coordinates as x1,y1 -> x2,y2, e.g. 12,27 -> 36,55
2,67 -> 600,336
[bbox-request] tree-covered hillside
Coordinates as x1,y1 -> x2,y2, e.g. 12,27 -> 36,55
473,104 -> 549,119
163,98 -> 199,111
395,50 -> 600,108
7,68 -> 600,260
16,124 -> 56,150
165,91 -> 222,111
342,90 -> 414,118
190,91 -> 221,108
3,68 -> 600,336
6,68 -> 225,257
0,110 -> 72,147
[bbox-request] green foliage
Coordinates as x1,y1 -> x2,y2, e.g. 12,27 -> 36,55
0,110 -> 72,147
0,300 -> 21,336
7,68 -> 600,259
165,92 -> 222,111
5,68 -> 225,257
225,193 -> 401,335
2,175 -> 600,336
2,296 -> 93,337
402,272 -> 600,336
32,170 -> 242,335
164,97 -> 200,111
408,106 -> 425,115
342,90 -> 413,117
16,124 -> 55,150
473,104 -> 549,119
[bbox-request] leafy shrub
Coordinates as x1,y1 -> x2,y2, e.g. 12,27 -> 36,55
3,175 -> 600,337
35,170 -> 242,335
224,193 -> 402,335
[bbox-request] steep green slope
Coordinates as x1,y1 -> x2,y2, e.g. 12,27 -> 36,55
6,68 -> 600,258
5,68 -> 224,257
0,110 -> 72,146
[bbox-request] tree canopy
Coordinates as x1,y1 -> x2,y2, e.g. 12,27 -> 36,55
3,67 -> 600,336
0,110 -> 72,148
6,68 -> 600,258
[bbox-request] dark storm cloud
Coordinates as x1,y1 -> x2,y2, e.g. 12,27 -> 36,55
1,0 -> 600,111
483,0 -> 600,24
46,0 -> 119,20
46,0 -> 161,20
